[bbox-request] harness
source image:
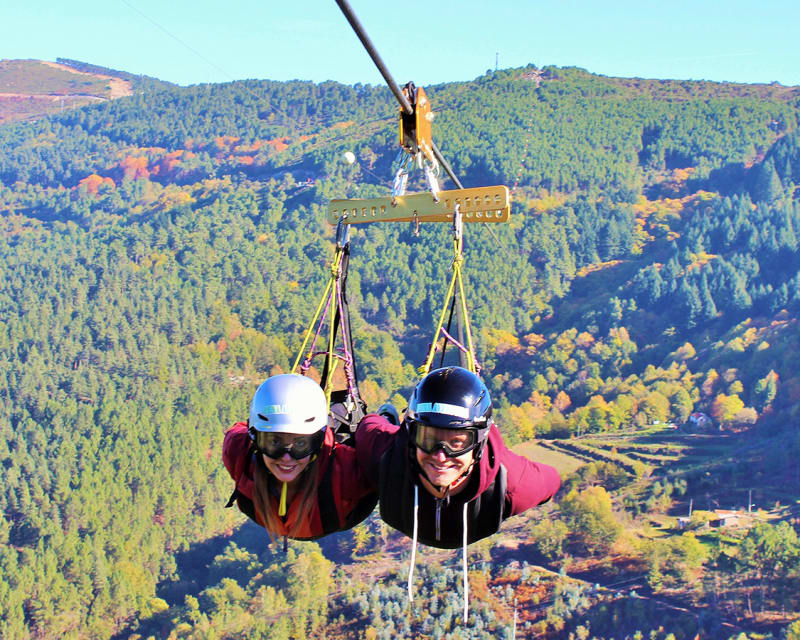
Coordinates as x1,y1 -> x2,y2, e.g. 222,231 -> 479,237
377,429 -> 508,549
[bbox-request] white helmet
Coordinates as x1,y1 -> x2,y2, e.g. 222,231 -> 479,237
248,374 -> 328,435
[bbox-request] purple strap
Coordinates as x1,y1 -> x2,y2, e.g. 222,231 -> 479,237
438,328 -> 481,374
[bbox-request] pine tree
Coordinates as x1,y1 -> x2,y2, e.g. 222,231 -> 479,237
752,158 -> 783,203
675,278 -> 702,328
699,273 -> 718,321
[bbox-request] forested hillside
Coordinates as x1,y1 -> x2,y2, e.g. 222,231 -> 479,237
1,62 -> 799,639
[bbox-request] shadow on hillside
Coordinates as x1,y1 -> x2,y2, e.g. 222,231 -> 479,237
540,258 -> 646,333
116,517 -> 362,638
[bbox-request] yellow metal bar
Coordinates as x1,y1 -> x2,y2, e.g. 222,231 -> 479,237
328,186 -> 510,225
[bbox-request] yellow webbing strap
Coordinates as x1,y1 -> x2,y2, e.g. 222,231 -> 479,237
419,220 -> 477,376
290,245 -> 344,408
278,481 -> 288,516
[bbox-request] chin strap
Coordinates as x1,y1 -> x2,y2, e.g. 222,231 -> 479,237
462,501 -> 469,622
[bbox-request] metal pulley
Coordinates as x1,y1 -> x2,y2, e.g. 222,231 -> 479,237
399,82 -> 437,170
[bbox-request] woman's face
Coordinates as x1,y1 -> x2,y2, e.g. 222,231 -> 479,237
259,432 -> 315,484
263,451 -> 312,484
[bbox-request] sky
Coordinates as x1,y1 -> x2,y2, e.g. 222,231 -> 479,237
4,0 -> 799,88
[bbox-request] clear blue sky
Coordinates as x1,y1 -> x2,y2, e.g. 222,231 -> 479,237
5,0 -> 798,87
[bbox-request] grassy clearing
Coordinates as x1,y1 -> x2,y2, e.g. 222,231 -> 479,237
0,60 -> 111,96
514,441 -> 585,476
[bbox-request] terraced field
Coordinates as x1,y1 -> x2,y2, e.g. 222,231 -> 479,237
537,426 -> 746,479
529,424 -> 800,519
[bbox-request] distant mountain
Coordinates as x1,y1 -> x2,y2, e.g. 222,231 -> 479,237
0,58 -> 172,124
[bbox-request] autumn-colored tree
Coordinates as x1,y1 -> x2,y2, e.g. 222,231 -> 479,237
672,341 -> 696,361
638,390 -> 670,424
507,402 -> 545,440
485,327 -> 522,355
702,369 -> 719,398
553,390 -> 572,413
528,390 -> 552,412
214,135 -> 240,151
522,332 -> 546,353
78,173 -> 115,194
585,395 -> 611,432
711,393 -> 745,426
575,331 -> 595,348
119,155 -> 150,180
753,370 -> 779,410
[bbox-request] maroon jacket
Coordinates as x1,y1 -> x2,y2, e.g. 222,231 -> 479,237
355,414 -> 561,548
223,422 -> 376,539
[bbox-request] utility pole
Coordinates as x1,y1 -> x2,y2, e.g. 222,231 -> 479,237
688,498 -> 693,517
495,52 -> 499,72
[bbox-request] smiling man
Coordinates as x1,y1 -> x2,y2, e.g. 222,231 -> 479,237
355,366 -> 561,550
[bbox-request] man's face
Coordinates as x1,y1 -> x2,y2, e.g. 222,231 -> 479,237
414,425 -> 475,490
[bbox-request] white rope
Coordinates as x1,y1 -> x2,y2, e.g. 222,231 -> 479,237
462,501 -> 469,621
407,484 -> 419,604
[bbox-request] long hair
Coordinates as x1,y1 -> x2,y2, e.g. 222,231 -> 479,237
252,452 -> 323,541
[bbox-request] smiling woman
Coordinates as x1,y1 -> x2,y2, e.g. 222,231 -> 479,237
222,374 -> 377,544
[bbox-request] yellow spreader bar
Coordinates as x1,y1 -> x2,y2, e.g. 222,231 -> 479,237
327,186 -> 510,225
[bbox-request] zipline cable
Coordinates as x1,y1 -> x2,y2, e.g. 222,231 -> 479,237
334,0 -> 463,190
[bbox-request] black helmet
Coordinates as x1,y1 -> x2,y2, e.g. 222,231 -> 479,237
406,367 -> 492,456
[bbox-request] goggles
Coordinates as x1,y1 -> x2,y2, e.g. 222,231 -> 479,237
410,422 -> 480,457
251,429 -> 324,460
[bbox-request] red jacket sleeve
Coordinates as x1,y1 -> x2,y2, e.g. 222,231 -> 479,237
222,422 -> 255,499
354,413 -> 401,487
329,442 -> 378,525
491,429 -> 561,516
